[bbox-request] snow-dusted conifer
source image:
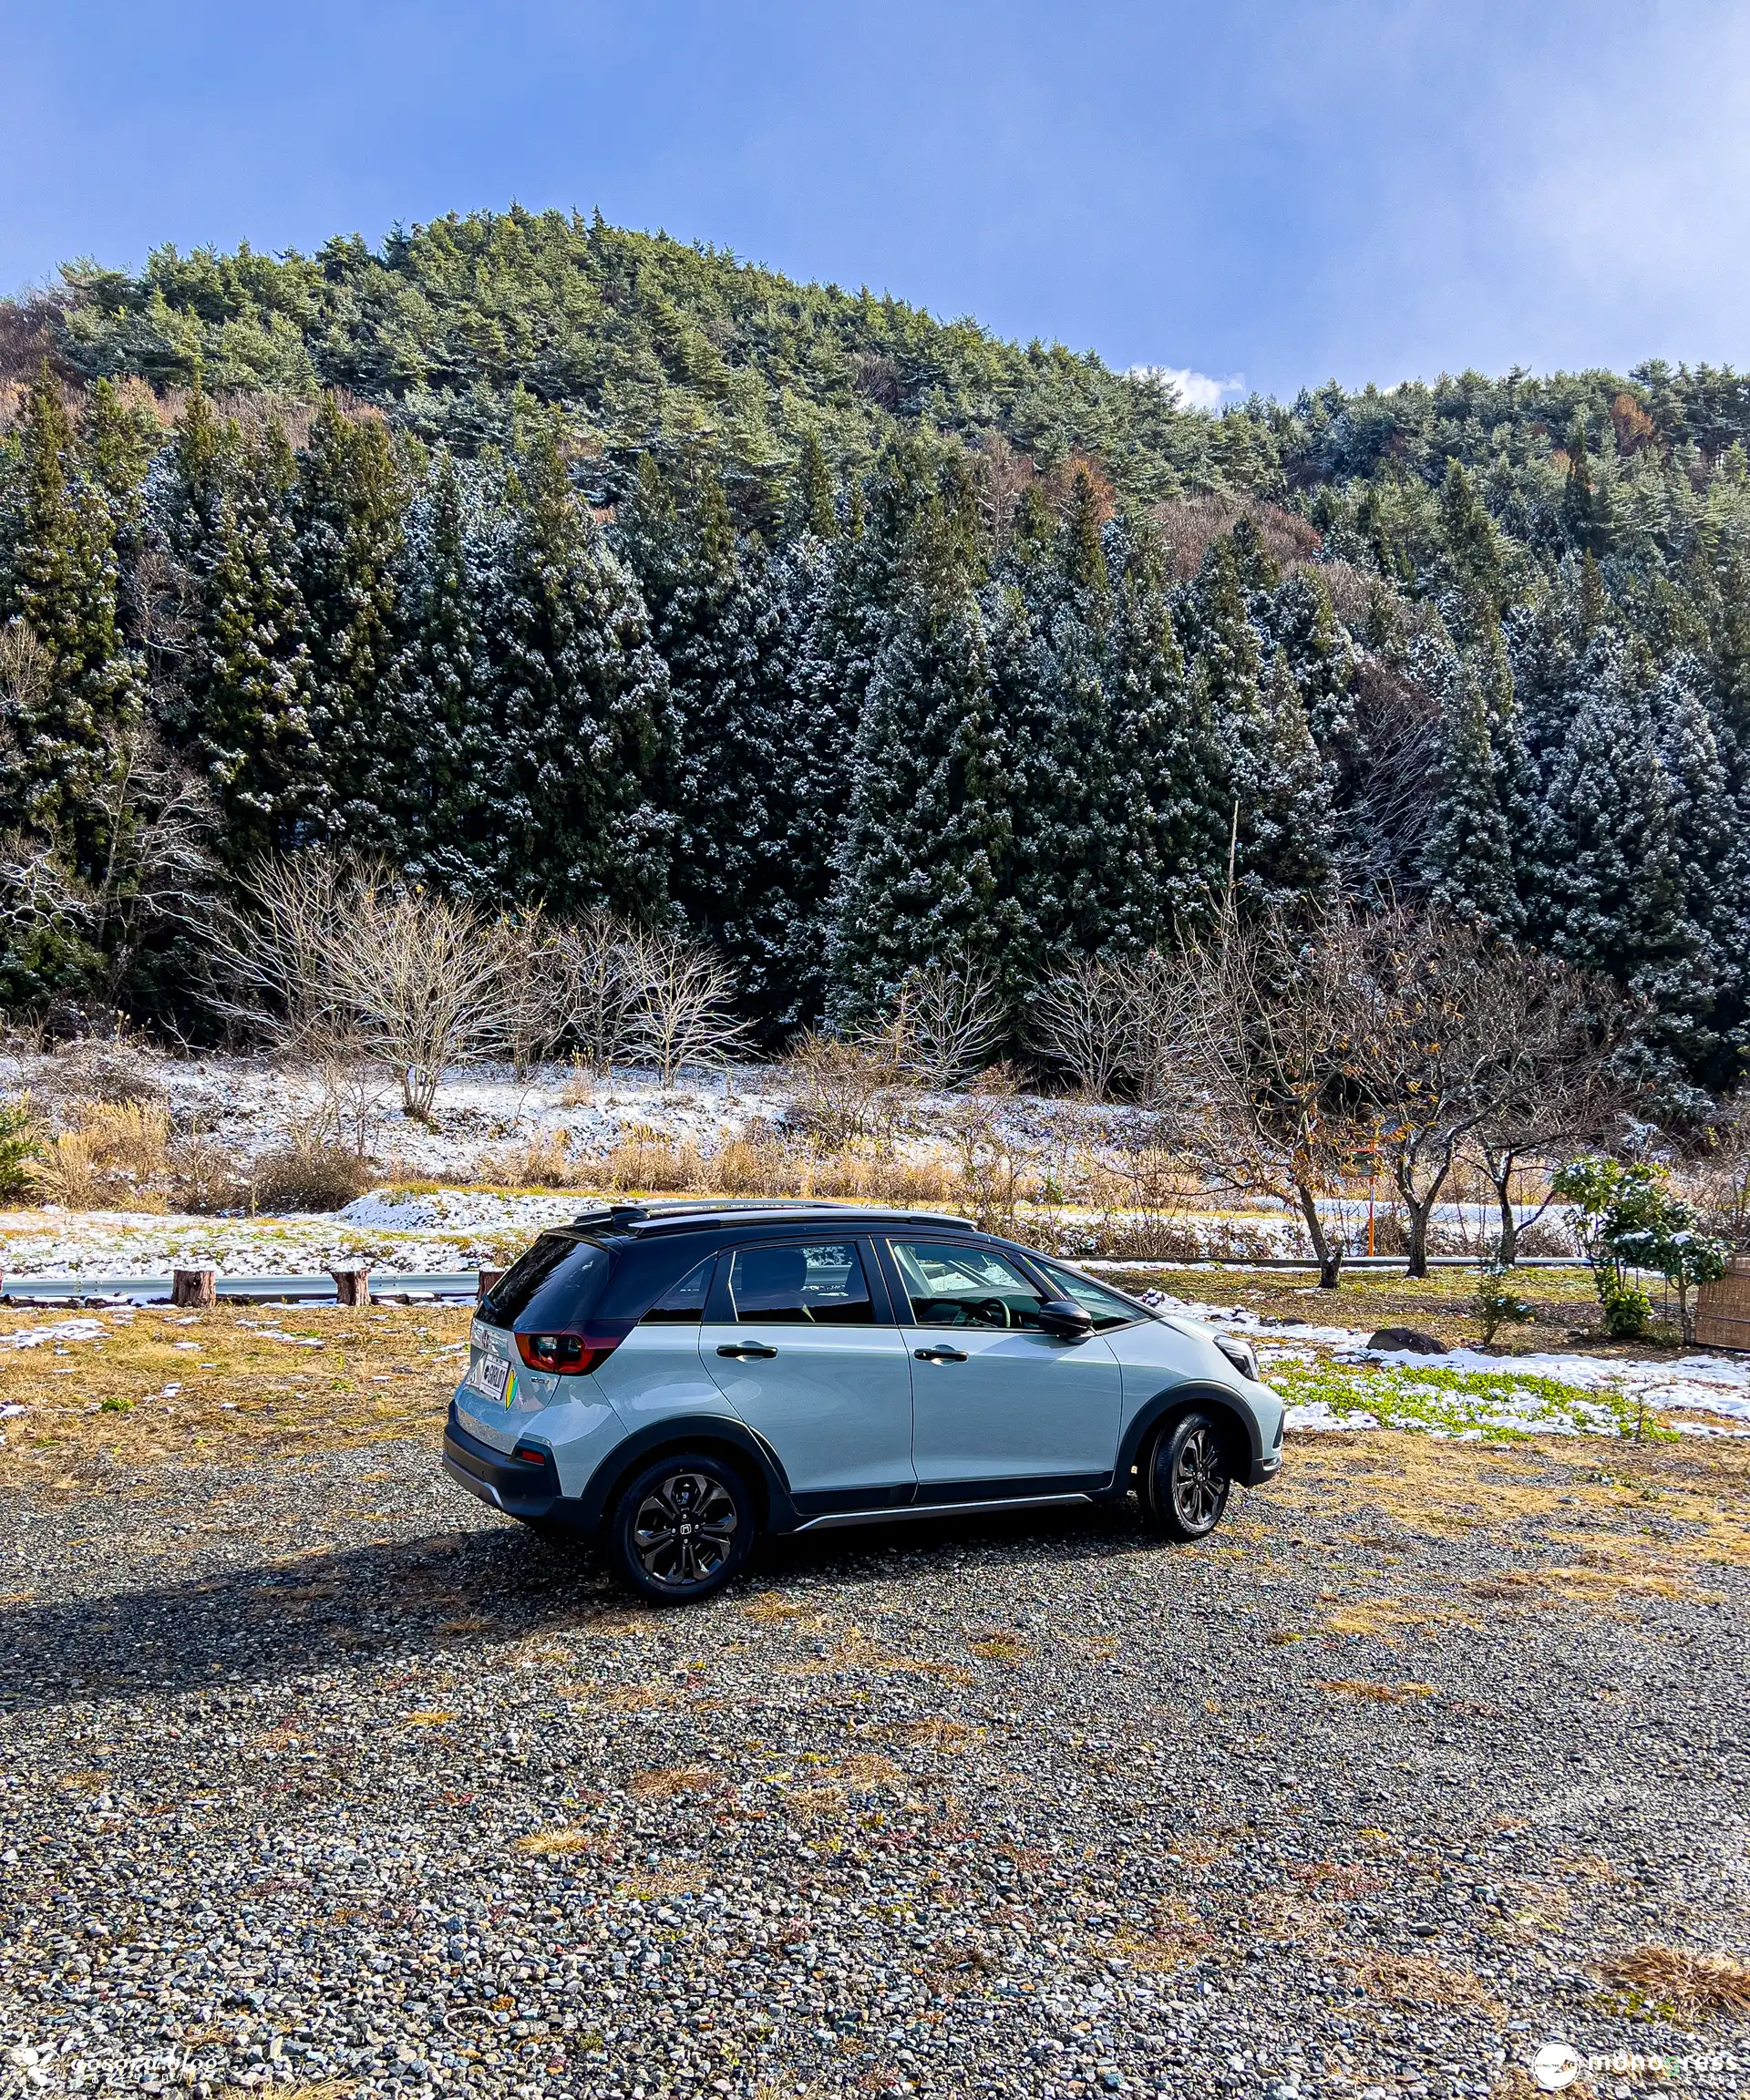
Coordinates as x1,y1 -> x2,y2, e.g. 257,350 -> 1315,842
829,436 -> 1017,1028
0,365 -> 146,874
477,427 -> 674,919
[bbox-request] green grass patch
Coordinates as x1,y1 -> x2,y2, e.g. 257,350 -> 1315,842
1272,1359 -> 1672,1440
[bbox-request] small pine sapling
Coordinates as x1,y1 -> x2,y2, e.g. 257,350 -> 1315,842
1473,1251 -> 1534,1346
0,1094 -> 42,1199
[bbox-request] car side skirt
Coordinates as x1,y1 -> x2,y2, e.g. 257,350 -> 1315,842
794,1492 -> 1095,1533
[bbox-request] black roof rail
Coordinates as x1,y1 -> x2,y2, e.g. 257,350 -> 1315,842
637,1202 -> 973,1230
569,1199 -> 977,1233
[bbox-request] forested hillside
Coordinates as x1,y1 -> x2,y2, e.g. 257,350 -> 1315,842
5,205 -> 1750,1107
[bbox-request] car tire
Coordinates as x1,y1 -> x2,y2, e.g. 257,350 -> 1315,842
1143,1411 -> 1231,1542
604,1451 -> 755,1604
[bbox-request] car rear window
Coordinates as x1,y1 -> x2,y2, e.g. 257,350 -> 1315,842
480,1234 -> 612,1331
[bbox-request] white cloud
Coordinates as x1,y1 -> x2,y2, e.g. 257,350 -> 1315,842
1126,365 -> 1237,413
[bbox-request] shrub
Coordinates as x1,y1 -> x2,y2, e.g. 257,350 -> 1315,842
252,1144 -> 373,1213
782,1033 -> 909,1150
170,1134 -> 251,1214
475,1134 -> 581,1188
1474,1257 -> 1535,1344
0,1096 -> 42,1201
28,1100 -> 172,1210
596,1127 -> 705,1194
1601,1277 -> 1652,1340
707,1135 -> 796,1197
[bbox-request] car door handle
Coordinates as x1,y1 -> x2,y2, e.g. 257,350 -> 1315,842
717,1342 -> 777,1360
914,1345 -> 967,1364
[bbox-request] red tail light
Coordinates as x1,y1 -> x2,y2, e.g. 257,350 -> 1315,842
514,1327 -> 626,1375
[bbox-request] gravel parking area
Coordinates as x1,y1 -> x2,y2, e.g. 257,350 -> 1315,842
2,1433 -> 1748,2099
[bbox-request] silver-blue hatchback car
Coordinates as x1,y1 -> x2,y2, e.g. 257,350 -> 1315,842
443,1201 -> 1285,1601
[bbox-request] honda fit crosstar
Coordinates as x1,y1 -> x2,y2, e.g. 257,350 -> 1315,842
443,1202 -> 1284,1601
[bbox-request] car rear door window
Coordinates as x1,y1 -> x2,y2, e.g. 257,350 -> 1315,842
886,1241 -> 1050,1330
726,1241 -> 874,1325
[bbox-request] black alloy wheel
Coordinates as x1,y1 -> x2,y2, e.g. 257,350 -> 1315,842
607,1451 -> 754,1603
1145,1410 -> 1231,1542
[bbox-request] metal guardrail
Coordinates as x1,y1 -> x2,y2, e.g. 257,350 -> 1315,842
0,1271 -> 482,1305
0,1253 -> 1591,1306
1082,1255 -> 1588,1272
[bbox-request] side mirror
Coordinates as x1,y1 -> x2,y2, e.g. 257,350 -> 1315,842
1036,1298 -> 1095,1339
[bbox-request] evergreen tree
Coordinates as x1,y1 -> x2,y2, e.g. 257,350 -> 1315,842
1422,642 -> 1518,927
294,396 -> 404,842
617,447 -> 793,1018
1436,458 -> 1504,609
1656,655 -> 1746,1086
830,438 -> 1018,1024
0,365 -> 145,876
765,489 -> 896,1033
1101,514 -> 1228,944
1526,639 -> 1694,1084
1179,532 -> 1333,912
188,428 -> 318,870
795,432 -> 838,541
372,449 -> 498,891
477,427 -> 674,919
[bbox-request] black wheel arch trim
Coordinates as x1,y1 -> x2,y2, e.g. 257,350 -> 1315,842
576,1415 -> 800,1534
1116,1384 -> 1268,1488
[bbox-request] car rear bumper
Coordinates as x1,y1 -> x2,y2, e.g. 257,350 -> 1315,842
442,1415 -> 565,1522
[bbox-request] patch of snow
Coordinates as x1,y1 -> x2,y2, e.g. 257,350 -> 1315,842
2,1319 -> 107,1350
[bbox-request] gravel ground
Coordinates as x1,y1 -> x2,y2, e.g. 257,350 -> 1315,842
2,1437 -> 1747,2099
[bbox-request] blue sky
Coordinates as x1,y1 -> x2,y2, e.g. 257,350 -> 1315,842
5,0 -> 1749,402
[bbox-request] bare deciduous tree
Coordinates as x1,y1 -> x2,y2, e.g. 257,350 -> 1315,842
208,856 -> 520,1121
555,910 -> 643,1076
623,928 -> 748,1090
1030,956 -> 1142,1101
206,852 -> 359,1060
1344,908 -> 1505,1281
1135,907 -> 1368,1287
782,1030 -> 911,1151
1347,911 -> 1632,1277
1462,958 -> 1632,1261
328,874 -> 520,1119
498,908 -> 570,1082
892,958 -> 1006,1090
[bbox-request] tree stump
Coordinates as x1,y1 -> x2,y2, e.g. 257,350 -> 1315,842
331,1268 -> 371,1308
477,1269 -> 505,1302
170,1268 -> 217,1309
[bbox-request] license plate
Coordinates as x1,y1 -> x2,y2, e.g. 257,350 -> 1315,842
465,1352 -> 510,1402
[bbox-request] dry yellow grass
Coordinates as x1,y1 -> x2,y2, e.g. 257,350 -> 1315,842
1598,1945 -> 1750,2021
901,1717 -> 983,1753
1320,1678 -> 1438,1703
512,1827 -> 595,1858
1102,1902 -> 1214,1973
627,1764 -> 715,1800
1344,1951 -> 1503,2014
967,1632 -> 1032,1662
0,1301 -> 471,1489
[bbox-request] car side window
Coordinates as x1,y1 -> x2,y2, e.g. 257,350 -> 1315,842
1034,1258 -> 1146,1332
640,1257 -> 715,1325
726,1242 -> 874,1326
887,1240 -> 1050,1331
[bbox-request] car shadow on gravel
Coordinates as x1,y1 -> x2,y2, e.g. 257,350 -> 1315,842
0,1497 -> 1210,1713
